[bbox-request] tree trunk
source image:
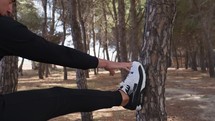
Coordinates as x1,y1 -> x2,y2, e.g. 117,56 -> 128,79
206,47 -> 215,77
129,0 -> 139,61
191,51 -> 198,71
139,0 -> 176,120
32,61 -> 38,70
18,58 -> 24,76
118,0 -> 128,79
112,0 -> 121,62
61,0 -> 68,80
68,0 -> 93,120
92,17 -> 98,75
185,50 -> 189,69
173,41 -> 179,69
77,0 -> 89,78
192,0 -> 215,77
39,0 -> 48,79
39,63 -> 45,79
199,39 -> 206,72
102,2 -> 110,61
0,57 -> 18,94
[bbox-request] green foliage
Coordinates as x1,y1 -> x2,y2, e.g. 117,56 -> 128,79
17,0 -> 43,33
16,0 -> 146,49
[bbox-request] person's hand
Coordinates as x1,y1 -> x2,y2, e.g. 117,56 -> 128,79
97,59 -> 131,76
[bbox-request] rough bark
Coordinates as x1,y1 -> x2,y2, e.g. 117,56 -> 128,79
118,0 -> 128,79
185,50 -> 189,69
61,0 -> 68,80
77,0 -> 90,78
112,0 -> 121,62
39,0 -> 48,79
92,15 -> 98,75
199,39 -> 206,72
191,51 -> 198,71
129,0 -> 139,61
102,2 -> 110,61
0,57 -> 18,94
18,58 -> 24,76
139,0 -> 176,121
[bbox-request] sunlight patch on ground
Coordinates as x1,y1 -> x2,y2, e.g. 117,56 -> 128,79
18,80 -> 44,83
93,111 -> 113,120
179,94 -> 204,101
166,94 -> 204,101
167,116 -> 182,121
166,88 -> 205,101
189,77 -> 202,80
174,76 -> 185,79
167,68 -> 184,70
40,83 -> 77,88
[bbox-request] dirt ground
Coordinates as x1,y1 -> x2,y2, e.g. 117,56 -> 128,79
17,68 -> 215,121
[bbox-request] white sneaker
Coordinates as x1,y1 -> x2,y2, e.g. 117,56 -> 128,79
120,61 -> 146,110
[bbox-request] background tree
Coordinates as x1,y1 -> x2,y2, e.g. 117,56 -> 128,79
172,0 -> 215,77
38,0 -> 48,79
196,0 -> 215,77
118,0 -> 128,79
68,0 -> 93,120
60,0 -> 68,80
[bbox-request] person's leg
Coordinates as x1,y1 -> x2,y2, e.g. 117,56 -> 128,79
0,61 -> 146,121
0,87 -> 124,121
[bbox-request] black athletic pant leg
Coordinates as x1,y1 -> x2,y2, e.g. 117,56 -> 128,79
0,87 -> 122,121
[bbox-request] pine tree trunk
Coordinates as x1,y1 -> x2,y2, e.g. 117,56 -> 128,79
129,0 -> 139,61
139,0 -> 176,120
39,63 -> 45,79
206,48 -> 215,77
18,58 -> 24,76
77,0 -> 89,78
185,50 -> 189,69
92,18 -> 98,75
61,0 -> 68,80
102,2 -> 110,61
195,0 -> 215,77
199,39 -> 206,72
191,51 -> 198,71
0,57 -> 18,94
112,0 -> 121,62
39,0 -> 48,79
118,0 -> 128,80
68,0 -> 93,120
173,39 -> 179,69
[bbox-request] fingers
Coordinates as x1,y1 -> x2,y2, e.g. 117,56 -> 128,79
105,62 -> 131,75
124,66 -> 130,71
121,62 -> 132,71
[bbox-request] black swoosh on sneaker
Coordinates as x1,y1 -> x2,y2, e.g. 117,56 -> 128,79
130,65 -> 144,110
134,66 -> 144,109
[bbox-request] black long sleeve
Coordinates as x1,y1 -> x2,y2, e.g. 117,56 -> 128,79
0,16 -> 98,70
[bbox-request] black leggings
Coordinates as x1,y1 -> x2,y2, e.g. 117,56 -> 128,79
0,87 -> 122,121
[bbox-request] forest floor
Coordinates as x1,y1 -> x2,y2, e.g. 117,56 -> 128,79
17,68 -> 215,121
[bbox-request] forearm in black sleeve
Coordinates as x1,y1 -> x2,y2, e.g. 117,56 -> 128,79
0,16 -> 98,69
